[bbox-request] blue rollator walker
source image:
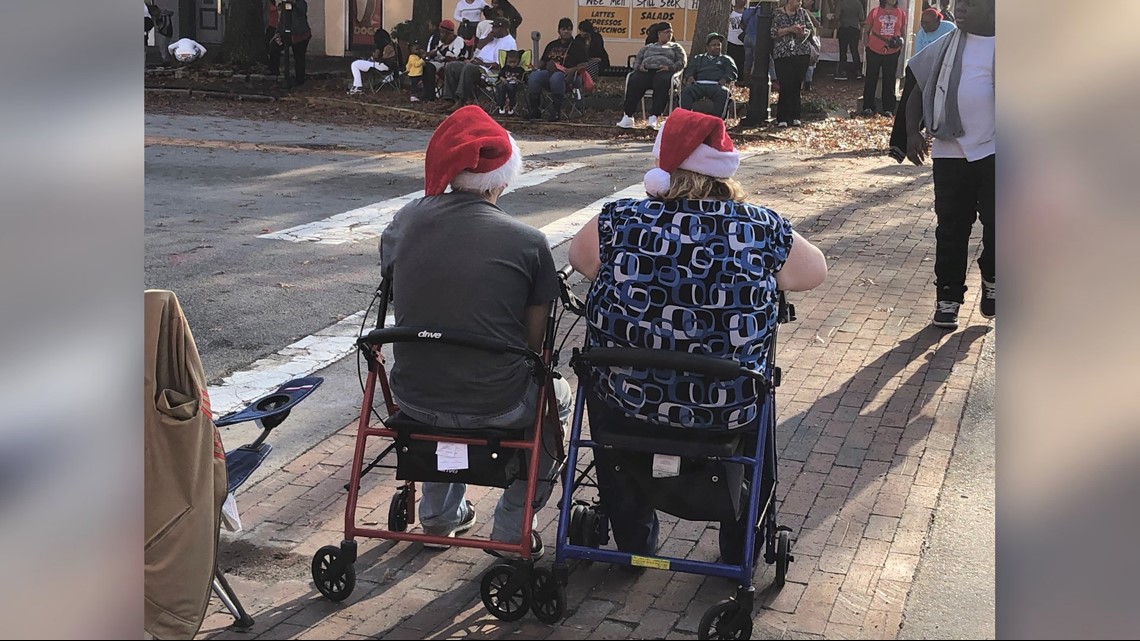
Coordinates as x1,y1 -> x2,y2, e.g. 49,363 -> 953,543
550,279 -> 797,640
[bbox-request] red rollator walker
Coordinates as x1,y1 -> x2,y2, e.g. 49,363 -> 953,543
310,272 -> 568,622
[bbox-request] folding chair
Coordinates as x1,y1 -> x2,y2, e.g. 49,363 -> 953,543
624,69 -> 683,122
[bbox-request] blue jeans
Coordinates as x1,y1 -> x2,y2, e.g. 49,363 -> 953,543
527,69 -> 568,97
397,376 -> 573,542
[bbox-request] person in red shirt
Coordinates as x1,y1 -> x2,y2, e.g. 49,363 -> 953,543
861,0 -> 907,116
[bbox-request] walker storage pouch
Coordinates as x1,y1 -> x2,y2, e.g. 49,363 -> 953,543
393,428 -> 525,488
605,448 -> 745,522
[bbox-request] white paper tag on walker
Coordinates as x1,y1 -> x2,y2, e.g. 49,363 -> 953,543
436,442 -> 469,471
652,454 -> 681,478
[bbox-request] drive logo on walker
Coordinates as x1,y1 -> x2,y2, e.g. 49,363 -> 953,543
417,330 -> 443,339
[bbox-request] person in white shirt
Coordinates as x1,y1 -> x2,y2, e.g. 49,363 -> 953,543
454,0 -> 488,39
903,0 -> 994,330
168,38 -> 207,65
442,17 -> 516,109
726,0 -> 747,76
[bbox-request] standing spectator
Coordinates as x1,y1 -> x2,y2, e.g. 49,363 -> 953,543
418,20 -> 468,102
727,0 -> 747,77
442,17 -> 516,109
899,0 -> 994,329
802,0 -> 823,91
861,0 -> 906,116
526,17 -> 589,122
148,2 -> 175,67
579,20 -> 610,71
680,33 -> 738,120
272,0 -> 313,86
834,0 -> 864,80
454,0 -> 488,39
264,0 -> 282,76
616,22 -> 687,130
914,7 -> 956,53
168,37 -> 207,65
771,0 -> 814,127
404,43 -> 426,95
741,2 -> 761,83
489,0 -> 523,38
939,0 -> 956,23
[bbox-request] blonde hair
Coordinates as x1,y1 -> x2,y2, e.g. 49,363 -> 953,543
658,168 -> 747,202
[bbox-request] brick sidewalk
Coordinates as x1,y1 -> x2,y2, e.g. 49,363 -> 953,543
199,151 -> 992,640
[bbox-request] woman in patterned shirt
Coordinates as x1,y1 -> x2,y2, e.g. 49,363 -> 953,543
568,109 -> 827,556
770,0 -> 816,127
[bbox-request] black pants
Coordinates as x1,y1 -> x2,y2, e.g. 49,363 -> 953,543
933,155 -> 996,303
623,69 -> 674,118
862,49 -> 900,113
269,36 -> 310,84
421,63 -> 438,100
774,54 -> 809,123
727,42 -> 746,78
837,26 -> 861,77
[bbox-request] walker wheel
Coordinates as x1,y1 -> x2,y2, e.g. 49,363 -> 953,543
529,567 -> 567,624
311,545 -> 356,602
570,503 -> 602,548
775,529 -> 791,588
480,564 -> 532,622
698,599 -> 753,640
388,488 -> 409,532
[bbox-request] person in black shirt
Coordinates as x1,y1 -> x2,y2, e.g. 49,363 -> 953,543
525,17 -> 589,121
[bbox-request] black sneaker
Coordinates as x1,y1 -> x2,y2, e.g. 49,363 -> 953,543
486,530 -> 544,561
422,500 -> 477,549
933,300 -> 960,330
980,278 -> 996,318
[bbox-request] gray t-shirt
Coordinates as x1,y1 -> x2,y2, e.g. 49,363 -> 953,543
379,191 -> 559,415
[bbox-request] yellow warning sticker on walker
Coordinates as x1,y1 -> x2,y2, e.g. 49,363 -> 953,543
630,555 -> 671,570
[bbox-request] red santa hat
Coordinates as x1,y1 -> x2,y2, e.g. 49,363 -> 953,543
424,105 -> 523,196
643,109 -> 741,196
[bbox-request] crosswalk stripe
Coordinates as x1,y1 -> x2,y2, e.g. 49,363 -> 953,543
210,180 -> 642,417
257,161 -> 587,245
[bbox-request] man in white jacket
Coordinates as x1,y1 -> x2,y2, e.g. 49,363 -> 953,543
168,38 -> 207,65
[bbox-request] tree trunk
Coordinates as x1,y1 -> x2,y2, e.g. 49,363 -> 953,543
413,0 -> 443,32
222,0 -> 266,70
689,0 -> 730,57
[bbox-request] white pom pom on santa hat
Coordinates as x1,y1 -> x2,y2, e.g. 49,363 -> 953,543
643,108 -> 741,196
425,105 -> 522,196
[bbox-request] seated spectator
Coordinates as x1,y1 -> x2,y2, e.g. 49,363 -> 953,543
526,17 -> 590,122
495,49 -> 525,115
489,0 -> 524,38
680,32 -> 738,119
348,27 -> 400,95
914,7 -> 956,54
168,37 -> 207,65
567,109 -> 827,557
442,17 -> 516,109
616,22 -> 687,130
418,19 -> 468,103
578,19 -> 610,75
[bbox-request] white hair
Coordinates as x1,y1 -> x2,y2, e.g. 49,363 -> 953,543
450,136 -> 523,194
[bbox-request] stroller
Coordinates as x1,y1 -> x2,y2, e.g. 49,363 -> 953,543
550,284 -> 798,640
309,272 -> 569,622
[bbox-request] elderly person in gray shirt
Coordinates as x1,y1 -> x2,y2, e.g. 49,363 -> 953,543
616,21 -> 687,130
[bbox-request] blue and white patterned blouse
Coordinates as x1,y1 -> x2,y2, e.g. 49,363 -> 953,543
585,197 -> 794,431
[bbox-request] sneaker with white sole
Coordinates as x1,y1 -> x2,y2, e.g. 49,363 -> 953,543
485,531 -> 544,562
410,95 -> 421,102
932,300 -> 960,330
980,278 -> 996,318
792,119 -> 802,126
647,115 -> 659,130
422,500 -> 477,549
347,86 -> 363,95
497,107 -> 505,115
778,121 -> 788,128
616,114 -> 635,128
